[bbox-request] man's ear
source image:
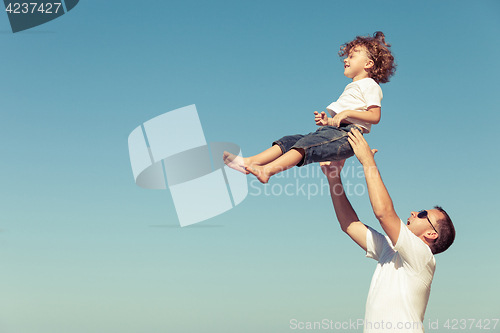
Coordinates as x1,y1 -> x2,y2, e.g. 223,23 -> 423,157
424,230 -> 439,242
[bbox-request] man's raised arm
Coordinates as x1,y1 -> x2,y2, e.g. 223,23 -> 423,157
347,129 -> 401,245
321,161 -> 368,251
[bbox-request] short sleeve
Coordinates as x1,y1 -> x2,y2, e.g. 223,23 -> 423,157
365,225 -> 388,261
394,220 -> 434,274
361,81 -> 383,107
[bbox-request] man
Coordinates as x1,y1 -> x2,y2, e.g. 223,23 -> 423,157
321,129 -> 455,332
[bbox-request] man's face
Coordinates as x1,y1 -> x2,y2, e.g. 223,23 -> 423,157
406,209 -> 443,238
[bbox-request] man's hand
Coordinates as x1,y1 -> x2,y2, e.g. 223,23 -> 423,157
347,128 -> 378,166
320,160 -> 345,180
314,111 -> 329,126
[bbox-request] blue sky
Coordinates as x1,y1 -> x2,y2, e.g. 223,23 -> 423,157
1,1 -> 499,332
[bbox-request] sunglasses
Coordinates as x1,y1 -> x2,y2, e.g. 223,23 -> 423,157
418,210 -> 439,236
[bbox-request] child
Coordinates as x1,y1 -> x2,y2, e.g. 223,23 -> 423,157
223,31 -> 396,184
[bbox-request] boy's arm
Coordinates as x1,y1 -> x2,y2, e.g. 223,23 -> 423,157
347,129 -> 401,245
321,161 -> 368,251
330,106 -> 381,127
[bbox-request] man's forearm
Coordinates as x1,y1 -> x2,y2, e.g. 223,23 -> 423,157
327,176 -> 360,232
360,158 -> 401,245
326,173 -> 368,251
361,159 -> 395,219
347,128 -> 401,244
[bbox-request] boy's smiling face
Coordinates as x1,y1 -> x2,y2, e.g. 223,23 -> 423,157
343,46 -> 374,81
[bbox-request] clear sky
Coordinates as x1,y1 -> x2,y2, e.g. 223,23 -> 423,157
1,1 -> 499,332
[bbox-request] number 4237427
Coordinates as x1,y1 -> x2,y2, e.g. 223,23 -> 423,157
5,3 -> 62,14
443,319 -> 498,330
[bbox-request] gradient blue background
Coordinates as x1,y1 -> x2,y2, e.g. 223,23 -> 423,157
1,1 -> 499,332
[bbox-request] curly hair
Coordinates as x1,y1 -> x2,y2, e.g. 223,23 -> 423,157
338,31 -> 396,84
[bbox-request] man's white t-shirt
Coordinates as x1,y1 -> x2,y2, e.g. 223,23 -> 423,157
326,78 -> 382,133
364,220 -> 436,332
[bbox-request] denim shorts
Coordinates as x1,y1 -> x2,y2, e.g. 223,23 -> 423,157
273,124 -> 362,167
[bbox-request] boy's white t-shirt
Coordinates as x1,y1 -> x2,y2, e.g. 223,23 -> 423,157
363,220 -> 436,332
326,78 -> 382,133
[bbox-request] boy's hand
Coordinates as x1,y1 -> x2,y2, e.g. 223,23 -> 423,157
331,112 -> 349,127
320,160 -> 345,180
314,111 -> 329,126
347,129 -> 378,166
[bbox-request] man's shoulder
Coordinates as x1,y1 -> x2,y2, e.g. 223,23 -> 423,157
395,220 -> 432,253
394,220 -> 436,272
366,225 -> 395,261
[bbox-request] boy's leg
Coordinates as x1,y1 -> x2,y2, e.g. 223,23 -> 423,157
223,133 -> 304,174
247,145 -> 284,165
223,145 -> 283,174
246,148 -> 304,184
246,125 -> 359,183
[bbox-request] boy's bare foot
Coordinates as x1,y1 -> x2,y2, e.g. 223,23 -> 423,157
223,151 -> 249,174
245,164 -> 271,184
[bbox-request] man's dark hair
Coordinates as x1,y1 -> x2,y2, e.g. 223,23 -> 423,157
428,206 -> 455,255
